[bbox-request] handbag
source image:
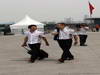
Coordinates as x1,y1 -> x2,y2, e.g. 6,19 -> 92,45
53,28 -> 59,40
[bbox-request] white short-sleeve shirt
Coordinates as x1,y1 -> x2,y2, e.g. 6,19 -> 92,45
25,30 -> 45,44
78,27 -> 89,35
59,27 -> 75,39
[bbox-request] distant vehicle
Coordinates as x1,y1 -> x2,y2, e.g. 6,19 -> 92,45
0,22 -> 14,35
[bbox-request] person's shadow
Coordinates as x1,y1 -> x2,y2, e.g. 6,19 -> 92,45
10,57 -> 58,63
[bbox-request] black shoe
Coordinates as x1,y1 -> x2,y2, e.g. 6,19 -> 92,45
29,59 -> 35,63
58,59 -> 64,63
80,44 -> 87,46
38,57 -> 45,60
65,57 -> 74,60
67,58 -> 74,60
84,44 -> 88,46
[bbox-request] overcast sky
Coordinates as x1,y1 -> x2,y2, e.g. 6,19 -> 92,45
0,0 -> 99,22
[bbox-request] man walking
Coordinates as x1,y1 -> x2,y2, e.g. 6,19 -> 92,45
22,25 -> 49,63
78,24 -> 89,46
52,23 -> 78,63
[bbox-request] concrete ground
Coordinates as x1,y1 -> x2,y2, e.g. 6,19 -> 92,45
0,32 -> 100,75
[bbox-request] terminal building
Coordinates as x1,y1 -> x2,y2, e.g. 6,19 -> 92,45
85,18 -> 100,32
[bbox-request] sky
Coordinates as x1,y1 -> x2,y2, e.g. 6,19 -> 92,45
0,0 -> 99,22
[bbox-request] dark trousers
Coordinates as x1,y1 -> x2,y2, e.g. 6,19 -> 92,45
57,39 -> 74,60
96,28 -> 99,32
79,35 -> 88,45
28,43 -> 42,60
